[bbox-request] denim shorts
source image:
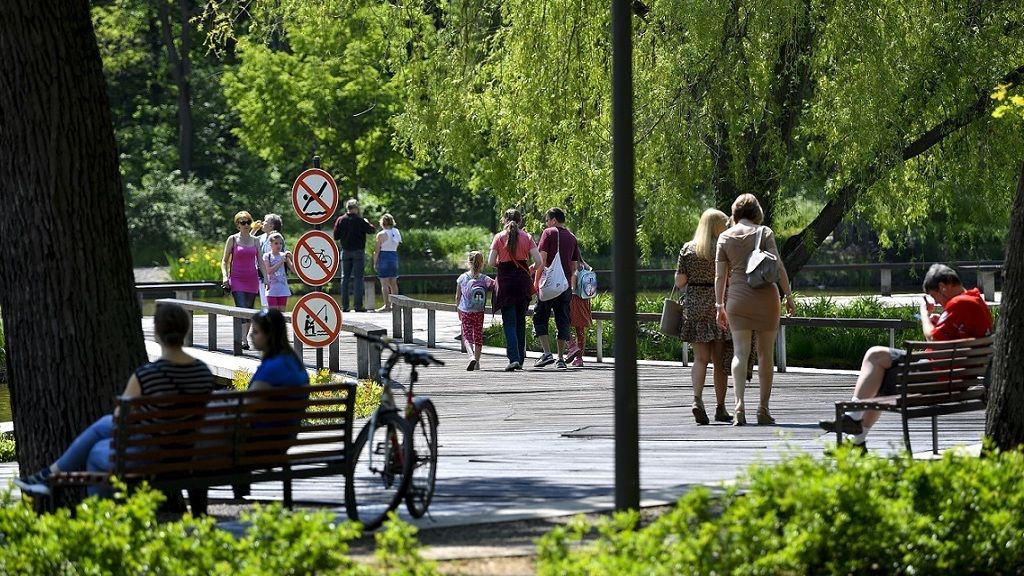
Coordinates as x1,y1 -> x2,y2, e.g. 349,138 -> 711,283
880,348 -> 908,396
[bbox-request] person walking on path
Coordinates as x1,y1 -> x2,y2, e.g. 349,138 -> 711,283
677,208 -> 733,424
714,194 -> 795,426
532,208 -> 581,370
14,303 -> 215,496
262,232 -> 293,312
333,199 -> 375,312
221,210 -> 270,350
455,251 -> 495,371
373,213 -> 402,312
566,254 -> 593,367
818,264 -> 992,450
488,209 -> 544,371
258,213 -> 286,307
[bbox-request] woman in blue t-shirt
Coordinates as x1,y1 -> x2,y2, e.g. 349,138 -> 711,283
249,308 -> 309,390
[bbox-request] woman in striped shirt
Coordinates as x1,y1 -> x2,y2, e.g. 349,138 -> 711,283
14,303 -> 214,496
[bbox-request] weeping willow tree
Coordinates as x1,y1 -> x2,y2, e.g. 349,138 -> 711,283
204,0 -> 1023,269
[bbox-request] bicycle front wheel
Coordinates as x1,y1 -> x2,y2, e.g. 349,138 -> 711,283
405,398 -> 438,518
345,410 -> 413,530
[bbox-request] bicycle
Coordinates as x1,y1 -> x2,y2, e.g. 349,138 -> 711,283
300,248 -> 333,270
346,334 -> 441,530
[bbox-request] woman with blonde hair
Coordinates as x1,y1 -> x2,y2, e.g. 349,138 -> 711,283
373,213 -> 402,312
714,194 -> 795,425
676,208 -> 733,424
221,210 -> 269,349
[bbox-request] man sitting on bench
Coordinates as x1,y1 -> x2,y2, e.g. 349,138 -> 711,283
818,264 -> 992,449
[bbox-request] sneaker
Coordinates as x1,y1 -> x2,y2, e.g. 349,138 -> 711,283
356,308 -> 369,313
504,361 -> 521,372
534,353 -> 555,368
818,415 -> 864,435
556,359 -> 567,369
566,343 -> 582,362
512,362 -> 523,371
570,357 -> 583,367
13,469 -> 51,495
467,359 -> 478,371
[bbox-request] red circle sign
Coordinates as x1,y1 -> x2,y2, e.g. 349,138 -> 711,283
294,230 -> 340,287
291,168 -> 339,225
292,293 -> 343,348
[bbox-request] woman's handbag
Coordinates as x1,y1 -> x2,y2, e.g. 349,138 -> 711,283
659,286 -> 683,338
746,226 -> 779,289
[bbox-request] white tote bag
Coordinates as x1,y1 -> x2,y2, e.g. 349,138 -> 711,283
538,232 -> 569,301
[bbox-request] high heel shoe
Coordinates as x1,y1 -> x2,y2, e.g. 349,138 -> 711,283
692,398 -> 710,425
714,405 -> 733,423
757,407 -> 776,425
733,409 -> 746,426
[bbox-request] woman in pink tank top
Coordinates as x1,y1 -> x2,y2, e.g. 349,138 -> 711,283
221,211 -> 269,350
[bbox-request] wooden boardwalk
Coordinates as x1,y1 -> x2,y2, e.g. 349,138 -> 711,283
4,310 -> 988,530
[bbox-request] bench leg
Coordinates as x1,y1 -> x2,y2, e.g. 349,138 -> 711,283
931,415 -> 939,455
283,468 -> 293,509
835,404 -> 844,445
187,488 -> 209,516
902,412 -> 913,455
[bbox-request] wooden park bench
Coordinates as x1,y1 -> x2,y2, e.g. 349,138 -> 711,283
41,380 -> 357,515
833,336 -> 994,454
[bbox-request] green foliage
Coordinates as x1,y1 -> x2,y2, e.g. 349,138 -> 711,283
0,433 -> 14,463
787,296 -> 919,369
992,82 -> 1024,121
537,447 -> 1024,575
400,227 -> 493,267
353,379 -> 384,419
167,244 -> 223,282
374,512 -> 437,575
0,483 -> 433,574
126,173 -> 222,265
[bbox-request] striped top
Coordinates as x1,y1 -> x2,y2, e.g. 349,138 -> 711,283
135,359 -> 214,397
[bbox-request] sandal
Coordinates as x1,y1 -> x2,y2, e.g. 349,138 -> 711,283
692,398 -> 710,425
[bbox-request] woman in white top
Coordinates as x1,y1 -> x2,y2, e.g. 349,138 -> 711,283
373,213 -> 402,312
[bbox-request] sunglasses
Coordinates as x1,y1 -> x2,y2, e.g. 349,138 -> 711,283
237,219 -> 252,226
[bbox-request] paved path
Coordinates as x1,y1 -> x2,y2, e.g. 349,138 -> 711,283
2,307 -> 988,533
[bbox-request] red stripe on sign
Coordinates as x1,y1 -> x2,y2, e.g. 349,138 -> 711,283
298,178 -> 331,212
297,300 -> 338,339
297,238 -> 332,278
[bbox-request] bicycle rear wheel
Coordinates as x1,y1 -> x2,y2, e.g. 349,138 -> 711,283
345,410 -> 413,530
405,398 -> 438,518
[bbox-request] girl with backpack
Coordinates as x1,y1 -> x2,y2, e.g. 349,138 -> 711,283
456,251 -> 495,370
567,257 -> 595,367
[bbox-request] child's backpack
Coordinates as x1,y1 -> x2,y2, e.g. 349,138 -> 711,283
576,268 -> 598,300
466,276 -> 490,312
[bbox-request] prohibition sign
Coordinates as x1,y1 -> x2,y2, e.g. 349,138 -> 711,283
291,168 -> 339,225
292,292 -> 343,348
294,230 -> 339,287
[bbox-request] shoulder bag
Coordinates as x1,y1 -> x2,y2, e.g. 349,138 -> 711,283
659,286 -> 683,338
538,230 -> 570,301
745,226 -> 779,289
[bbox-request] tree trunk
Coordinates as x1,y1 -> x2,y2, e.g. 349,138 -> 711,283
157,0 -> 193,179
985,161 -> 1024,450
0,1 -> 146,480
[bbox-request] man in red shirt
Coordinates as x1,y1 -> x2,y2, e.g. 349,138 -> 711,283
819,264 -> 993,448
532,207 -> 581,369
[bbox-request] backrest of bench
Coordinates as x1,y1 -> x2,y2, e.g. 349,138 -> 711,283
900,336 -> 994,396
111,380 -> 357,478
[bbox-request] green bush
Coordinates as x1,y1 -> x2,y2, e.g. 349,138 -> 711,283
168,243 -> 224,282
232,368 -> 382,420
126,173 -> 222,265
0,484 -> 435,574
0,433 -> 14,463
537,446 -> 1024,575
399,226 -> 492,267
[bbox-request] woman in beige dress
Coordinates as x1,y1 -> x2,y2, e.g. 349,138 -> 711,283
714,194 -> 795,426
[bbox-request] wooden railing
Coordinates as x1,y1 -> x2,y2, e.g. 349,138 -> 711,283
154,298 -> 386,379
387,295 -> 918,373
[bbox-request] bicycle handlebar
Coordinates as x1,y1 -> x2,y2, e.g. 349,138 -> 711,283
353,332 -> 445,367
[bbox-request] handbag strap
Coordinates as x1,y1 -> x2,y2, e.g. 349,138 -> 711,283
753,226 -> 764,253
